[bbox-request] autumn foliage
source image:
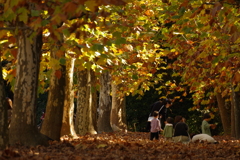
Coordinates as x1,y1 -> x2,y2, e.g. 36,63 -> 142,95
1,132 -> 240,160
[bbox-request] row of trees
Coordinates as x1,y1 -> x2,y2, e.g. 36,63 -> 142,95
0,0 -> 239,149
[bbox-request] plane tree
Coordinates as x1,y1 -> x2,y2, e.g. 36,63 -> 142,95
155,0 -> 240,137
0,0 -> 129,146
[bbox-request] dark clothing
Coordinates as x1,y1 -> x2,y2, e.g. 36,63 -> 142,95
146,100 -> 171,132
173,122 -> 189,137
150,101 -> 168,127
150,101 -> 168,121
150,132 -> 159,140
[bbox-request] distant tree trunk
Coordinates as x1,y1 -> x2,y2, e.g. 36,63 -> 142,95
40,46 -> 66,141
122,95 -> 127,126
110,83 -> 127,132
231,96 -> 236,138
232,91 -> 240,139
9,29 -> 49,146
216,93 -> 231,135
61,58 -> 77,138
97,71 -> 113,133
75,69 -> 88,134
0,61 -> 8,149
75,69 -> 97,135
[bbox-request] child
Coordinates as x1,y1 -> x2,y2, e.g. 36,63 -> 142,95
150,111 -> 162,140
201,113 -> 214,136
163,117 -> 174,141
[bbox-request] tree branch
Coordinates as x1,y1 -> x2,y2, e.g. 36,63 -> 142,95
0,27 -> 30,31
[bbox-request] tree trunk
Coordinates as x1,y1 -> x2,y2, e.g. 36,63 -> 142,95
84,69 -> 97,134
9,29 -> 49,146
231,91 -> 236,138
90,70 -> 98,132
110,83 -> 127,132
122,95 -> 127,126
0,60 -> 9,149
216,93 -> 231,135
75,69 -> 97,135
61,58 -> 77,138
97,71 -> 113,133
75,69 -> 88,134
232,91 -> 240,139
40,47 -> 66,141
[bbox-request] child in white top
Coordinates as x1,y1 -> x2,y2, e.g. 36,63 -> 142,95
150,111 -> 162,140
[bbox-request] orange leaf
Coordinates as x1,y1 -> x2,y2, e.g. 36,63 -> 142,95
233,71 -> 240,83
150,68 -> 157,74
55,70 -> 62,79
182,91 -> 187,97
0,21 -> 4,27
56,50 -> 64,58
144,10 -> 154,16
186,40 -> 194,44
8,36 -> 16,43
10,68 -> 16,77
64,2 -> 78,13
11,49 -> 18,59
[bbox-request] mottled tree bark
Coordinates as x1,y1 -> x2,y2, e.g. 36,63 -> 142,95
97,71 -> 113,133
110,83 -> 127,132
75,69 -> 97,135
61,58 -> 77,138
9,29 -> 49,146
0,60 -> 8,149
75,69 -> 88,134
40,45 -> 66,141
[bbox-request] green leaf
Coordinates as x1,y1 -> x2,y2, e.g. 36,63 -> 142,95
10,0 -> 19,7
31,10 -> 40,17
115,37 -> 126,45
92,44 -> 104,52
162,28 -> 169,34
84,62 -> 92,70
182,27 -> 192,33
172,15 -> 181,19
18,7 -> 29,24
112,32 -> 121,38
100,54 -> 108,58
41,19 -> 49,26
129,65 -> 137,69
59,58 -> 66,65
132,74 -> 138,80
62,29 -> 70,37
179,7 -> 185,15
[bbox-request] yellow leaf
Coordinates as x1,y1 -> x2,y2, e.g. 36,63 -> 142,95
97,144 -> 107,148
2,69 -> 8,79
85,0 -> 98,12
0,30 -> 7,39
96,57 -> 106,65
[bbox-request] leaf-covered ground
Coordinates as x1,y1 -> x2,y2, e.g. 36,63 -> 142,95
1,132 -> 240,160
